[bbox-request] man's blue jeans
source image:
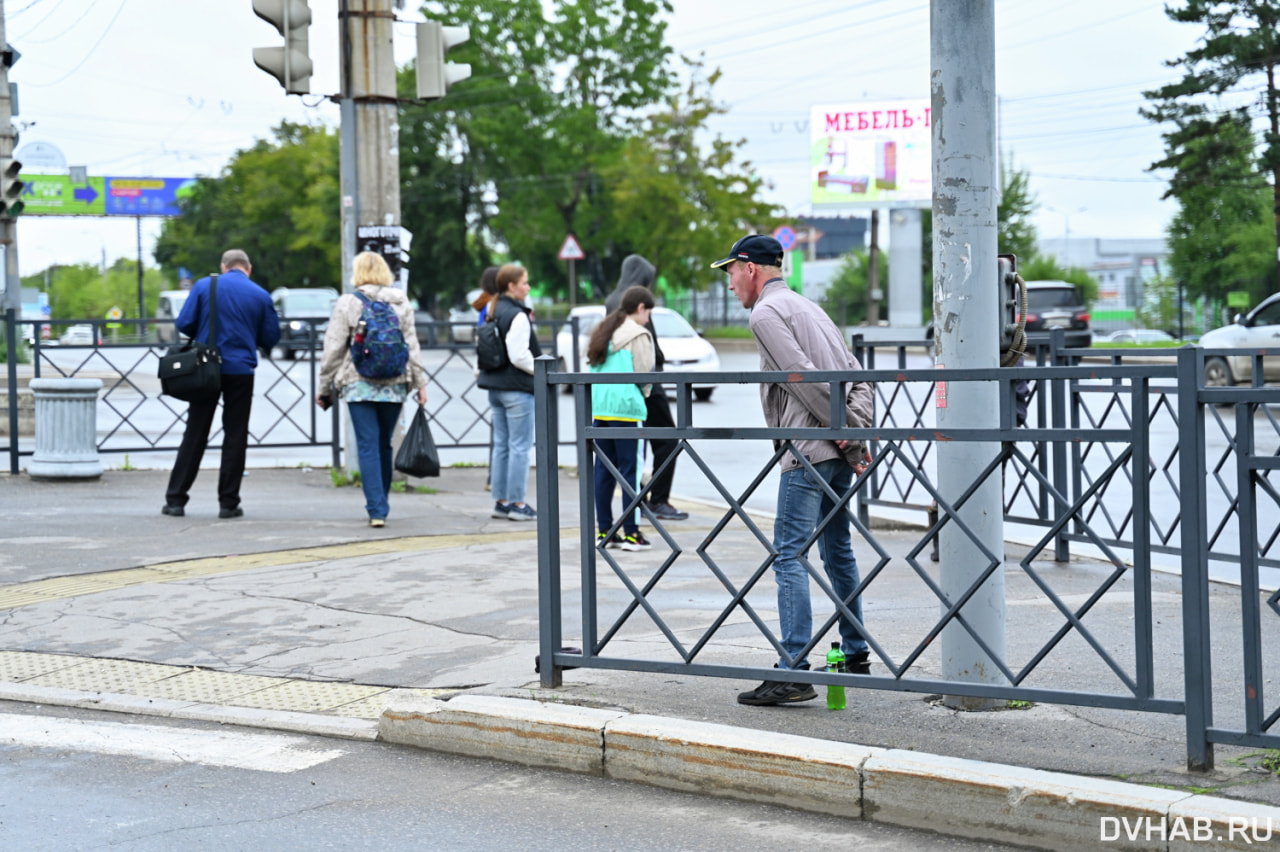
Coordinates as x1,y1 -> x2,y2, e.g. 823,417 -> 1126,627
347,400 -> 401,520
773,458 -> 869,669
489,389 -> 535,505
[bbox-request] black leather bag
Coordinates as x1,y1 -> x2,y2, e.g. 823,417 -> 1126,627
159,275 -> 223,402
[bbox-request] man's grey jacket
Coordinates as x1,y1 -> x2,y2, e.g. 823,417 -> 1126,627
749,278 -> 873,472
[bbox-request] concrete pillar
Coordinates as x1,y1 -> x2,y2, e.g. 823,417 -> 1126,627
28,378 -> 103,480
888,208 -> 923,328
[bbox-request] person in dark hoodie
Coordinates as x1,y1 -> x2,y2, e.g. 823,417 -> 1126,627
604,254 -> 689,521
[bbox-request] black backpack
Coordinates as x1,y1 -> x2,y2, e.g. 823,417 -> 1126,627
476,316 -> 507,372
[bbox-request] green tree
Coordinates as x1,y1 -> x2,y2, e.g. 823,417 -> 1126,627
1155,110 -> 1273,303
820,250 -> 892,327
998,155 -> 1039,263
1142,1 -> 1280,280
415,0 -> 677,297
153,122 -> 341,294
24,261 -> 170,324
606,64 -> 784,293
1135,273 -> 1182,332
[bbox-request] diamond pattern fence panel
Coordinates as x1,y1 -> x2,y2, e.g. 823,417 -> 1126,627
533,348 -> 1280,768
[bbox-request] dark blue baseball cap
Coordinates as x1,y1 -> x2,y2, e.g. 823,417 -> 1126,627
710,234 -> 785,269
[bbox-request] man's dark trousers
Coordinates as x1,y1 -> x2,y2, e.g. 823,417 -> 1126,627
645,387 -> 677,506
165,374 -> 255,511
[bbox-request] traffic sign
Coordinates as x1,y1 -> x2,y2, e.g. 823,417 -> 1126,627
773,225 -> 797,251
558,234 -> 585,261
106,306 -> 123,330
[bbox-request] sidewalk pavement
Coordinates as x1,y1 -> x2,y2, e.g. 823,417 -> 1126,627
1,464 -> 1279,849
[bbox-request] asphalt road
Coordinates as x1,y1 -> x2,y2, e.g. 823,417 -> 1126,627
0,703 -> 1022,852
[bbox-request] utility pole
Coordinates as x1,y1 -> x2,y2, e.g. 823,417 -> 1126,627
931,0 -> 1006,710
338,0 -> 400,294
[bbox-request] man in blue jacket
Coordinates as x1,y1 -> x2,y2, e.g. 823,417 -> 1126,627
162,249 -> 281,519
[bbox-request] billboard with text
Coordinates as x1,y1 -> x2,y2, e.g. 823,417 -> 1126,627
20,175 -> 196,217
810,99 -> 931,209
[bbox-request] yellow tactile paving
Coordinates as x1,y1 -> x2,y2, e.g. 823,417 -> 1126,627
128,668 -> 293,704
0,650 -> 91,682
0,651 -> 454,718
225,679 -> 391,713
0,529 -> 540,611
21,658 -> 193,692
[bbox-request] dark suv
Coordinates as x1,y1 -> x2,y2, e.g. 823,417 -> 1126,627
1024,280 -> 1092,349
271,288 -> 338,360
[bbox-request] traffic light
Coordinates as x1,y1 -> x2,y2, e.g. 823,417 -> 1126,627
252,0 -> 312,95
0,159 -> 23,218
416,20 -> 471,100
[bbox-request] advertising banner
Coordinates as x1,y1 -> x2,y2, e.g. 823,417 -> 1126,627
20,175 -> 195,217
810,99 -> 932,209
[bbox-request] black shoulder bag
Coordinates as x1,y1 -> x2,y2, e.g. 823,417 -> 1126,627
159,275 -> 223,402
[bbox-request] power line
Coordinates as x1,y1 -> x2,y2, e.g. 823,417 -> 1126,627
26,0 -> 128,86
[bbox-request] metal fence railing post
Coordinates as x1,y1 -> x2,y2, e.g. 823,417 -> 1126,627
4,308 -> 17,474
1178,346 -> 1213,771
1049,333 -> 1070,561
534,355 -> 563,687
1131,375 -> 1154,700
1235,398 -> 1263,740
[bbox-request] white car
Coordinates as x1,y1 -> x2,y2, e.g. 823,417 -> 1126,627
58,324 -> 98,346
555,305 -> 721,401
1100,329 -> 1176,345
1199,293 -> 1280,386
155,290 -> 190,344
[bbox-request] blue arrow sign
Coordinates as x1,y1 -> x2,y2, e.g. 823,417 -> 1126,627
73,185 -> 98,204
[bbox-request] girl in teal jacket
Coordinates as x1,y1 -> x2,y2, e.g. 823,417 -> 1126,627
588,286 -> 656,552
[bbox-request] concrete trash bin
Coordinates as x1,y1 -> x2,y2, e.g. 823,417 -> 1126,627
28,378 -> 103,480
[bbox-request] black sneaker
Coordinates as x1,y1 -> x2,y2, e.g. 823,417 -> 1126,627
161,504 -> 184,517
847,651 -> 871,675
218,507 -> 243,519
619,531 -> 651,551
647,502 -> 689,521
737,678 -> 817,706
596,531 -> 624,549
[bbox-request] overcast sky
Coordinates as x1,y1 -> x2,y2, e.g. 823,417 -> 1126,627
7,0 -> 1199,278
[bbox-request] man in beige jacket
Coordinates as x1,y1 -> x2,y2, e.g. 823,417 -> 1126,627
714,234 -> 874,707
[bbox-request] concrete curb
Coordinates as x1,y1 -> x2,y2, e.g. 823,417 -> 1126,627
378,694 -> 1280,852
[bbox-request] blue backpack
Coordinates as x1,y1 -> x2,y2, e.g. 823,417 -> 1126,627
350,292 -> 410,379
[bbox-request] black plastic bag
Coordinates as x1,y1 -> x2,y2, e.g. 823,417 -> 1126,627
395,404 -> 440,478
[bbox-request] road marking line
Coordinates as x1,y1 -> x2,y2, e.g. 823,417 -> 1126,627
0,712 -> 345,772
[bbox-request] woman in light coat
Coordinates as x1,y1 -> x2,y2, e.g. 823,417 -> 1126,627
318,252 -> 427,527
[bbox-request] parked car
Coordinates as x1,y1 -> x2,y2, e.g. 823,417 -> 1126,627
447,289 -> 484,344
554,305 -> 721,401
1198,292 -> 1280,386
270,287 -> 339,360
58,324 -> 99,346
1023,280 -> 1092,349
1098,329 -> 1176,345
155,290 -> 190,344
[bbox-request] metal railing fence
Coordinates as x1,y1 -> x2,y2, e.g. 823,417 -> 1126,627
3,312 -> 583,473
533,347 -> 1280,770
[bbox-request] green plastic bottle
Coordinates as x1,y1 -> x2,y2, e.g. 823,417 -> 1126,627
826,642 -> 847,710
